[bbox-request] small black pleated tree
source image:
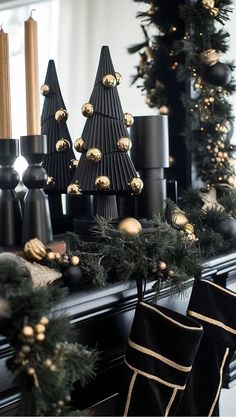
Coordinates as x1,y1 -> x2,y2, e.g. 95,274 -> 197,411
41,60 -> 76,227
68,46 -> 143,219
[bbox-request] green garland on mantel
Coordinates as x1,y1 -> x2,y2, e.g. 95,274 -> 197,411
129,0 -> 236,187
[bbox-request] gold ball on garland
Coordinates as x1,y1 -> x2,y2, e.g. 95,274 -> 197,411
168,269 -> 175,277
70,255 -> 80,266
95,175 -> 111,190
74,137 -> 86,152
158,261 -> 167,271
40,84 -> 50,96
210,7 -> 219,16
102,74 -> 117,88
200,49 -> 219,66
67,183 -> 82,195
21,345 -> 31,354
123,113 -> 134,127
45,176 -> 55,188
202,0 -> 214,8
117,137 -> 132,152
55,138 -> 70,152
159,105 -> 169,115
22,325 -> 34,337
23,238 -> 47,261
69,159 -> 79,169
117,217 -> 142,235
81,102 -> 94,117
27,367 -> 36,375
46,251 -> 56,261
44,359 -> 53,367
183,223 -> 195,234
115,71 -> 122,85
35,324 -> 46,334
35,332 -> 45,342
55,108 -> 68,122
86,147 -> 102,163
171,211 -> 188,227
40,316 -> 49,326
128,177 -> 144,194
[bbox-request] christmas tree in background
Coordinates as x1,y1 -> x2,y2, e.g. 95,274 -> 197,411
41,60 -> 77,222
129,0 -> 236,191
68,46 -> 143,219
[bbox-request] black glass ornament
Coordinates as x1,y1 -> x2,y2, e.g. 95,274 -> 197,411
63,265 -> 89,290
203,62 -> 231,86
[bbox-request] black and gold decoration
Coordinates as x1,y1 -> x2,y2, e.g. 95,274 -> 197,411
41,60 -> 76,233
129,0 -> 236,190
68,46 -> 143,220
0,252 -> 98,416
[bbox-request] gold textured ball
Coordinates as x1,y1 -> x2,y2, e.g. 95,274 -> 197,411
74,137 -> 86,152
40,84 -> 50,96
40,316 -> 49,326
124,113 -> 134,127
56,138 -> 70,152
115,72 -> 122,85
35,324 -> 46,334
69,159 -> 79,169
200,49 -> 219,66
128,177 -> 144,194
159,105 -> 169,115
81,102 -> 94,117
67,183 -> 82,195
184,223 -> 195,234
117,137 -> 132,152
95,176 -> 111,190
70,255 -> 80,266
103,74 -> 117,88
35,333 -> 45,342
55,108 -> 68,122
171,211 -> 188,227
117,217 -> 142,235
24,238 -> 47,261
159,261 -> 167,271
86,147 -> 102,163
22,326 -> 34,337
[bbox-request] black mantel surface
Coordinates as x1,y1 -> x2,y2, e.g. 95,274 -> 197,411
0,252 -> 236,416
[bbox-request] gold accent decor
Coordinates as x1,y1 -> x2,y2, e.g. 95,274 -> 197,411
164,388 -> 178,417
123,371 -> 137,416
188,311 -> 236,335
208,348 -> 229,416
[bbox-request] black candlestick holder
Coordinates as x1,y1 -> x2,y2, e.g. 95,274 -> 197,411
0,139 -> 22,246
20,135 -> 53,245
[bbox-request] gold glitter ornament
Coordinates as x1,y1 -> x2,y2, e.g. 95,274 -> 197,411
115,72 -> 122,85
74,137 -> 86,152
95,176 -> 111,190
40,84 -> 50,96
55,138 -> 70,152
55,108 -> 68,122
22,326 -> 34,337
117,137 -> 132,152
86,147 -> 102,163
128,177 -> 144,194
81,102 -> 94,117
67,183 -> 82,195
124,113 -> 134,127
200,49 -> 219,66
24,238 -> 47,261
102,74 -> 117,88
117,217 -> 142,235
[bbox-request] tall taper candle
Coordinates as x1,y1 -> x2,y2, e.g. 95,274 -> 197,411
0,27 -> 12,138
24,13 -> 40,135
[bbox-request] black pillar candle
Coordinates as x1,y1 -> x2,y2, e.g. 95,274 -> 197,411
0,139 -> 22,246
130,115 -> 169,219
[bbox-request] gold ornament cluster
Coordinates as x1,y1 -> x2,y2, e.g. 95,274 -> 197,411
200,49 -> 219,66
171,209 -> 197,241
201,0 -> 219,16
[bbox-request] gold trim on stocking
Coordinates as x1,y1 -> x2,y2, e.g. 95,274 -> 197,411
164,388 -> 178,417
202,279 -> 236,298
123,370 -> 137,416
188,310 -> 236,335
128,338 -> 192,372
208,347 -> 229,417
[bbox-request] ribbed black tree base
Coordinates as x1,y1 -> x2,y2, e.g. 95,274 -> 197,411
94,195 -> 118,219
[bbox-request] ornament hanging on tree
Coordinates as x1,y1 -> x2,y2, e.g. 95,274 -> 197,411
200,49 -> 231,86
117,217 -> 142,235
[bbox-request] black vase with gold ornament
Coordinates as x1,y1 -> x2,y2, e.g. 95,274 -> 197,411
130,115 -> 169,219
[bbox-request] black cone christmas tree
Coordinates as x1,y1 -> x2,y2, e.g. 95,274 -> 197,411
41,60 -> 77,228
68,46 -> 143,219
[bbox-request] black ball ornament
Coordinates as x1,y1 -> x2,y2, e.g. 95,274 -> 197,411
63,265 -> 85,290
203,62 -> 232,86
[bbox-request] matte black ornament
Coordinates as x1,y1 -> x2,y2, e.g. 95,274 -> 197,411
203,62 -> 232,86
63,265 -> 87,290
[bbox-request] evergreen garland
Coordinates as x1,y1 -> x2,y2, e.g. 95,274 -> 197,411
0,253 -> 98,417
129,0 -> 236,187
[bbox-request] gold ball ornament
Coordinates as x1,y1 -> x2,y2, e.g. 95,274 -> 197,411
86,147 -> 102,163
35,332 -> 45,342
210,7 -> 219,16
158,261 -> 167,271
69,159 -> 79,169
168,269 -> 175,277
159,105 -> 169,115
95,176 -> 111,190
117,137 -> 132,152
40,84 -> 50,96
45,176 -> 55,188
46,251 -> 56,261
40,316 -> 49,326
74,137 -> 86,152
124,113 -> 134,127
70,255 -> 80,266
27,367 -> 36,375
115,72 -> 122,85
183,223 -> 195,234
55,108 -> 68,122
67,183 -> 82,195
44,359 -> 53,367
81,102 -> 94,117
55,138 -> 70,152
171,211 -> 188,227
200,49 -> 219,66
22,326 -> 34,337
117,217 -> 142,235
24,238 -> 47,261
102,74 -> 117,88
202,0 -> 215,8
35,324 -> 46,334
128,177 -> 144,194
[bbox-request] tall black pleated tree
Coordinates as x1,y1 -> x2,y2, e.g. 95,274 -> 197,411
41,60 -> 77,232
68,46 -> 143,219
